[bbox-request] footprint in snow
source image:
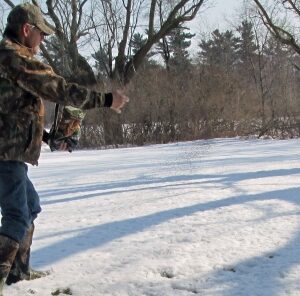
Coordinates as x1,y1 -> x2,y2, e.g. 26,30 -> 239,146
51,287 -> 73,295
160,268 -> 175,279
223,266 -> 236,273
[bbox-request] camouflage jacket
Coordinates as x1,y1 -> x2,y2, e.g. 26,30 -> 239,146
0,38 -> 110,165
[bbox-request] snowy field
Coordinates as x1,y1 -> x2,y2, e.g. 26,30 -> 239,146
6,138 -> 300,296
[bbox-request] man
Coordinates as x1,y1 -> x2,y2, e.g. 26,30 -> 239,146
0,3 -> 129,295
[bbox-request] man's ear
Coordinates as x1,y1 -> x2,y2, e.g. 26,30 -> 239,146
21,23 -> 31,38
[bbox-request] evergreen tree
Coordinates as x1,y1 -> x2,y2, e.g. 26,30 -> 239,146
128,33 -> 156,69
169,27 -> 195,71
43,36 -> 72,78
157,26 -> 194,71
199,29 -> 240,70
44,35 -> 96,85
130,33 -> 147,56
92,47 -> 111,79
236,21 -> 257,64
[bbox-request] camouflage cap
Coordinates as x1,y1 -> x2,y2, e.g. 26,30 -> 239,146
7,3 -> 54,36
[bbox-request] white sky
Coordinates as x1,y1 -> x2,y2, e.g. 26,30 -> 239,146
188,0 -> 244,55
0,1 -> 245,61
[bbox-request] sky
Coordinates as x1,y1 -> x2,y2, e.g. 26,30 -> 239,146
201,0 -> 243,30
0,0 -> 245,39
0,0 -> 253,69
0,0 -> 244,58
5,137 -> 300,296
188,0 -> 244,55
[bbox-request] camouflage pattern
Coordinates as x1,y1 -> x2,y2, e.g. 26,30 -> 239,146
7,3 -> 54,35
56,106 -> 86,140
0,38 -> 106,165
49,106 -> 86,152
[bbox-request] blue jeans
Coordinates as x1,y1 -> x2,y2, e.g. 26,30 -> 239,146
0,161 -> 41,243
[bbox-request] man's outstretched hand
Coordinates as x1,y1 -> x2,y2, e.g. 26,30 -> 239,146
111,90 -> 130,113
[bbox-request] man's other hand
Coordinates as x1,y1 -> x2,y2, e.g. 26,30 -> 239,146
111,90 -> 129,114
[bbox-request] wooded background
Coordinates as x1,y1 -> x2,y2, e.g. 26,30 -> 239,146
2,0 -> 300,148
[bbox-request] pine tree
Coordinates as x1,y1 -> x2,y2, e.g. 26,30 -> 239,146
157,26 -> 194,71
130,33 -> 147,56
43,36 -> 72,78
128,33 -> 156,70
92,48 -> 111,79
199,29 -> 240,71
169,27 -> 195,71
236,21 -> 257,65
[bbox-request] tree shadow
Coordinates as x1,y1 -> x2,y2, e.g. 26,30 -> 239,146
32,184 -> 300,296
164,188 -> 300,296
31,140 -> 300,295
38,167 -> 300,206
206,197 -> 300,295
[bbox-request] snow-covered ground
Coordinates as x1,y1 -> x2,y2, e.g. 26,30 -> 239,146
6,138 -> 300,296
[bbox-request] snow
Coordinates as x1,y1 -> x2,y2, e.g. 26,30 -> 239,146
6,138 -> 300,296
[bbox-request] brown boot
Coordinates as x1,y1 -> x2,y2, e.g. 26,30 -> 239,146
0,235 -> 19,296
6,225 -> 49,286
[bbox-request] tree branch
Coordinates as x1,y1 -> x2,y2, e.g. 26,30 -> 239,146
283,0 -> 300,17
254,0 -> 300,55
3,0 -> 14,8
123,0 -> 206,84
115,0 -> 132,79
148,0 -> 157,37
46,0 -> 64,40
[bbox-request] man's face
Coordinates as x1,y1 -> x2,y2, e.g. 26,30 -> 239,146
22,23 -> 45,54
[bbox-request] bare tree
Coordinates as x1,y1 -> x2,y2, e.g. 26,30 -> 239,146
45,0 -> 98,84
91,0 -> 207,84
253,0 -> 300,55
2,0 -> 209,146
2,0 -> 208,87
247,1 -> 300,137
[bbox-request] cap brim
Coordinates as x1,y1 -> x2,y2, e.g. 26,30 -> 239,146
36,22 -> 55,35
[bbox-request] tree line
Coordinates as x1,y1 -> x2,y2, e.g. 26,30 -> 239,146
1,0 -> 300,148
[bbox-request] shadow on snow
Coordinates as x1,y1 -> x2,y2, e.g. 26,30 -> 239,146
33,181 -> 300,296
32,143 -> 300,295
